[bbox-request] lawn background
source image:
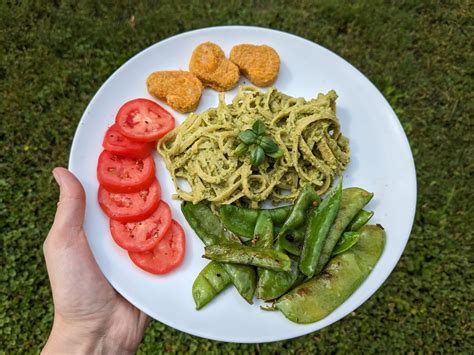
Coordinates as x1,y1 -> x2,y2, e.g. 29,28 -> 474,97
1,0 -> 472,353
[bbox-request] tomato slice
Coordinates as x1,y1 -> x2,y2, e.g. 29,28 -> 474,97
110,200 -> 172,252
103,124 -> 155,159
97,150 -> 155,193
98,180 -> 161,222
115,98 -> 175,142
129,220 -> 186,275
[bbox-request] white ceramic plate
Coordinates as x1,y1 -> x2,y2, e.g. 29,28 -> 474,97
69,26 -> 416,343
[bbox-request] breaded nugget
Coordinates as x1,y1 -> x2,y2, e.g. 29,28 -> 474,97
146,70 -> 203,113
230,44 -> 280,87
189,42 -> 240,92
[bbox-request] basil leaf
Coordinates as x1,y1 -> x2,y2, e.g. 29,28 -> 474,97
332,232 -> 360,255
234,142 -> 248,156
239,129 -> 257,145
252,119 -> 266,136
259,136 -> 278,153
267,148 -> 284,159
250,146 -> 265,166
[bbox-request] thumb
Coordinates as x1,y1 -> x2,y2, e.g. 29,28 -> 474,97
50,167 -> 86,236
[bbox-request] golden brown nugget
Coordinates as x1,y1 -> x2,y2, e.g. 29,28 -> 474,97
146,70 -> 203,113
230,44 -> 280,87
189,42 -> 240,92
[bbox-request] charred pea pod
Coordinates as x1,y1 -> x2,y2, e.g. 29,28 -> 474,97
257,259 -> 300,301
253,211 -> 273,248
267,205 -> 293,225
299,180 -> 342,277
275,225 -> 385,324
279,236 -> 302,256
332,231 -> 360,255
219,205 -> 292,239
315,188 -> 373,274
192,261 -> 232,310
181,202 -> 257,303
252,212 -> 299,300
220,205 -> 259,240
203,245 -> 292,272
346,210 -> 374,232
277,184 -> 320,238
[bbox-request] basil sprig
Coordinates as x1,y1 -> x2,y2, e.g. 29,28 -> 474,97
235,119 -> 284,166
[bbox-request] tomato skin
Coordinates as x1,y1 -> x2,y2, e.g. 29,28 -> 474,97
129,220 -> 186,275
110,200 -> 172,252
98,180 -> 161,223
97,150 -> 155,193
102,124 -> 155,159
115,98 -> 175,142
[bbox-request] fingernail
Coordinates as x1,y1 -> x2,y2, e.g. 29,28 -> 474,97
52,169 -> 62,186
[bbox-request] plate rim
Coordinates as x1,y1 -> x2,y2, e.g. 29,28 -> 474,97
69,25 -> 417,343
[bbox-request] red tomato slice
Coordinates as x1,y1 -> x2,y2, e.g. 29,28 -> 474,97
115,98 -> 175,142
97,150 -> 155,193
109,200 -> 172,252
103,124 -> 155,159
129,220 -> 186,275
98,180 -> 161,222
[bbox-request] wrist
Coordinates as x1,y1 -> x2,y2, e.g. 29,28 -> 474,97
43,315 -> 134,355
42,315 -> 102,354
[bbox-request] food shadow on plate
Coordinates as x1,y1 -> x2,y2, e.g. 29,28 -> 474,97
337,106 -> 359,175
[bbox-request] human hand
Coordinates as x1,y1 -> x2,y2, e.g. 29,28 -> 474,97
42,168 -> 150,354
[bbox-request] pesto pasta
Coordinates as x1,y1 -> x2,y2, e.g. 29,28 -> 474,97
157,86 -> 350,208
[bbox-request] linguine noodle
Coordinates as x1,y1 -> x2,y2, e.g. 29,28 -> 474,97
157,86 -> 350,208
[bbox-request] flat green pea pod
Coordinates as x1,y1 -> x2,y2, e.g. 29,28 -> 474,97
279,236 -> 302,256
219,205 -> 259,239
278,184 -> 320,238
182,202 -> 257,303
267,205 -> 294,225
315,188 -> 373,274
257,259 -> 300,301
203,245 -> 292,272
332,231 -> 360,255
254,211 -> 273,248
220,205 -> 292,239
192,262 -> 232,309
289,224 -> 307,241
253,212 -> 299,300
275,225 -> 385,324
299,180 -> 342,277
346,210 -> 374,232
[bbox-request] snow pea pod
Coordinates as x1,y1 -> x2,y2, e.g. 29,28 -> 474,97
220,205 -> 292,239
257,259 -> 300,301
267,205 -> 294,225
203,245 -> 292,272
332,231 -> 360,255
253,212 -> 300,300
299,180 -> 342,277
219,205 -> 258,239
275,225 -> 385,324
192,261 -> 232,309
181,202 -> 257,303
254,211 -> 273,248
288,225 -> 309,242
346,210 -> 374,232
278,184 -> 320,238
315,188 -> 373,274
279,237 -> 302,256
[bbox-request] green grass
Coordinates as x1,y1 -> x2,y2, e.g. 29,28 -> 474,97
1,0 -> 473,353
